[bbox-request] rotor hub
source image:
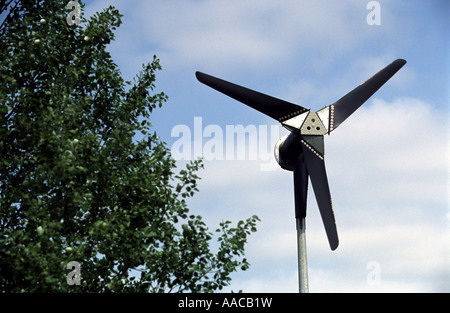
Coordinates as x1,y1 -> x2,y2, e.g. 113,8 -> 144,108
300,111 -> 327,136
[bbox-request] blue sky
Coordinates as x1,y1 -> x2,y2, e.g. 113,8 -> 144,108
83,0 -> 449,292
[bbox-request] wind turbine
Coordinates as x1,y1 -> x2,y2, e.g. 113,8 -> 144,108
195,59 -> 406,292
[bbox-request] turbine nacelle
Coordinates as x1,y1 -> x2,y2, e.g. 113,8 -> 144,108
274,133 -> 299,171
274,132 -> 325,172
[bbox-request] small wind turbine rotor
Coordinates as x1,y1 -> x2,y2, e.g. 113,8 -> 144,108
195,59 -> 406,251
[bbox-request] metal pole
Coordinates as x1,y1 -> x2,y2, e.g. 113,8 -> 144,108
296,217 -> 309,293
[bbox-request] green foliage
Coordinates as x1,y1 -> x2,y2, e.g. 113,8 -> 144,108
0,0 -> 259,292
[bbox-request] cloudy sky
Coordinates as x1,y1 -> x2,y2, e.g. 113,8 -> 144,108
83,0 -> 449,292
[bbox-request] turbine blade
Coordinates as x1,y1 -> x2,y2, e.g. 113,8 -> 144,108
328,58 -> 406,132
301,137 -> 339,250
196,71 -> 308,122
293,155 -> 309,219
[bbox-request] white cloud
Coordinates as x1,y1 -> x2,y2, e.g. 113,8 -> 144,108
327,97 -> 447,206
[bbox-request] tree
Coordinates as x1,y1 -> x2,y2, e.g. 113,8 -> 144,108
0,0 -> 259,292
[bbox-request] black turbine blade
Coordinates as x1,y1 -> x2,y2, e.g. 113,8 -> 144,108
293,154 -> 309,219
300,137 -> 339,250
196,71 -> 308,122
329,58 -> 406,132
